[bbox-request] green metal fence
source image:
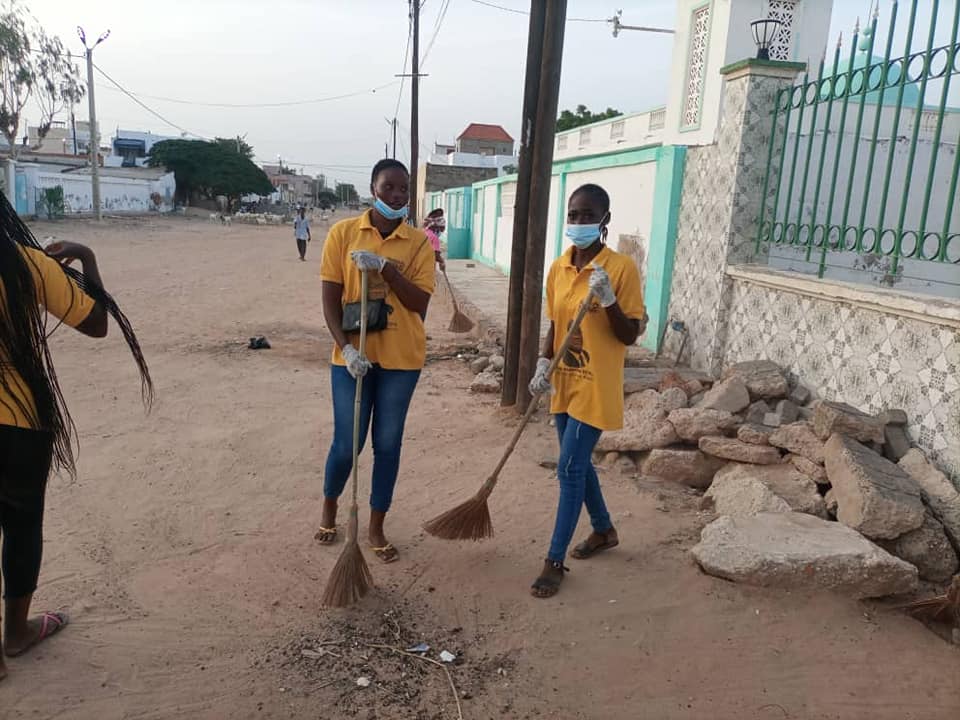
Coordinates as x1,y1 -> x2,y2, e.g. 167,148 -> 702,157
756,0 -> 960,291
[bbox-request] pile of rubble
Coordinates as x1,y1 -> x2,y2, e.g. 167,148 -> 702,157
467,342 -> 506,394
597,360 -> 959,599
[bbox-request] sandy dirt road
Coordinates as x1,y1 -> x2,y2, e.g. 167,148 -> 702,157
1,215 -> 957,720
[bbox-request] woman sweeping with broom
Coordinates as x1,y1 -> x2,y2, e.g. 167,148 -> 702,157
0,195 -> 152,680
317,159 -> 434,568
527,183 -> 646,599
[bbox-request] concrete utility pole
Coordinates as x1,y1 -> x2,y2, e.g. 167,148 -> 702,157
501,0 -> 547,408
78,26 -> 109,221
409,0 -> 421,225
515,0 -> 566,408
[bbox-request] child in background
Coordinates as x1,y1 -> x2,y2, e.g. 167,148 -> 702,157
423,208 -> 446,271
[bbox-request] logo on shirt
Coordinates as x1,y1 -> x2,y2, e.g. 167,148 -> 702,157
562,321 -> 590,369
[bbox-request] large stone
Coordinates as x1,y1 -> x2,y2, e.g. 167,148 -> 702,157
596,390 -> 680,452
879,408 -> 908,427
824,435 -> 925,540
640,448 -> 726,489
813,401 -> 885,444
745,400 -> 772,425
667,407 -> 739,443
722,360 -> 788,400
622,367 -> 712,396
882,425 -> 912,463
702,474 -> 791,517
737,424 -> 774,445
698,436 -> 782,465
880,513 -> 960,583
698,376 -> 751,414
899,449 -> 960,551
692,512 -> 919,598
825,488 -> 838,517
469,371 -> 501,393
788,453 -> 830,486
788,384 -> 812,406
488,354 -> 505,372
469,356 -> 490,374
712,462 -> 826,517
769,422 -> 826,465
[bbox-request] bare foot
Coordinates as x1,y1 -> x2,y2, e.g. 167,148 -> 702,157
530,560 -> 567,599
4,611 -> 69,657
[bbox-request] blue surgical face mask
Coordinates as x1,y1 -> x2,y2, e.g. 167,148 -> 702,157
374,196 -> 408,221
565,223 -> 602,248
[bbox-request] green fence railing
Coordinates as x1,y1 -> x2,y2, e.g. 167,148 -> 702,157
756,0 -> 960,285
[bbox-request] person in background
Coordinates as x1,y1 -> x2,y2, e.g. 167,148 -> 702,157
294,207 -> 311,261
423,208 -> 446,271
0,195 -> 152,680
316,159 -> 435,564
528,183 -> 646,599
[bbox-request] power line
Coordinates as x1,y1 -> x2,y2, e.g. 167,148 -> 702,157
468,0 -> 607,22
421,0 -> 453,66
97,81 -> 400,109
393,12 -> 414,121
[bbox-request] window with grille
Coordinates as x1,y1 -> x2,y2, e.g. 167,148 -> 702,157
682,5 -> 711,129
579,127 -> 591,145
610,120 -> 625,139
767,0 -> 798,62
558,135 -> 568,150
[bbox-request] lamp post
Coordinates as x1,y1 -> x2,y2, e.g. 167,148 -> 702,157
78,26 -> 110,221
750,18 -> 782,60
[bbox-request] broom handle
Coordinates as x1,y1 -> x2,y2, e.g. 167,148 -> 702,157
348,270 -> 370,538
441,267 -> 460,315
483,294 -> 594,490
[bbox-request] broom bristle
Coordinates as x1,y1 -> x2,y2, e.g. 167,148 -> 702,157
322,540 -> 374,607
448,311 -> 474,333
423,492 -> 493,541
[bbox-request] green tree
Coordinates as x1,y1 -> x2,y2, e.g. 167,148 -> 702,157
147,139 -> 273,203
317,190 -> 338,209
0,2 -> 84,159
555,105 -> 622,132
335,182 -> 358,204
214,136 -> 254,160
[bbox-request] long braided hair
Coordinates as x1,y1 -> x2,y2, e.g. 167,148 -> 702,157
0,193 -> 153,476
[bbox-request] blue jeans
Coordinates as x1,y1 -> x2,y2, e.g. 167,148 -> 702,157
324,364 -> 421,513
548,413 -> 613,563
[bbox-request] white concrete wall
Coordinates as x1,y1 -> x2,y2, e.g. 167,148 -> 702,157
663,0 -> 832,147
24,167 -> 176,215
553,109 -> 665,160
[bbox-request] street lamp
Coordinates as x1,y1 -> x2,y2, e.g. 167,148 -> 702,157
750,18 -> 782,60
608,10 -> 674,38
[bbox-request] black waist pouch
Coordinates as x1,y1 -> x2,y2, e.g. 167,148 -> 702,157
342,299 -> 392,333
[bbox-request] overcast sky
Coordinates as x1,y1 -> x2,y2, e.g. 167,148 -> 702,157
25,0 -> 952,189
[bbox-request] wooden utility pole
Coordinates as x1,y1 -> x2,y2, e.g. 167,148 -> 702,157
515,0 -> 566,408
409,0 -> 421,225
501,0 -> 547,407
392,117 -> 398,159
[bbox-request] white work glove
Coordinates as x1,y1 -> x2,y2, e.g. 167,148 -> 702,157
528,357 -> 553,396
351,250 -> 387,272
341,344 -> 372,379
588,264 -> 616,308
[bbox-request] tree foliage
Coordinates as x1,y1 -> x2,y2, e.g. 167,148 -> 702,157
0,2 -> 84,158
316,190 -> 338,209
335,182 -> 359,204
147,139 -> 274,200
556,105 -> 622,132
214,136 -> 254,160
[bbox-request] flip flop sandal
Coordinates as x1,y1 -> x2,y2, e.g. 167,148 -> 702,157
570,533 -> 619,560
371,543 -> 399,564
5,611 -> 69,657
314,526 -> 338,545
530,561 -> 569,599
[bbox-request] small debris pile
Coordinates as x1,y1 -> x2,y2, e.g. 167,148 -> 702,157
597,360 -> 959,599
463,339 -> 506,394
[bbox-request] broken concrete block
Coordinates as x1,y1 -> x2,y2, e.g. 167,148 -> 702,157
776,399 -> 799,425
711,462 -> 826,517
745,400 -> 772,425
692,512 -> 918,598
698,376 -> 751,414
737,424 -> 773,445
722,360 -> 788,400
788,453 -> 830,486
880,512 -> 959,583
879,408 -> 909,427
769,422 -> 826,465
702,473 -> 791,517
824,434 -> 925,540
667,407 -> 739,443
684,379 -> 705,398
640,448 -> 726,489
899,449 -> 960,552
596,390 -> 680,453
469,371 -> 501,393
788,384 -> 812,406
698,436 -> 782,465
813,401 -> 885,444
658,371 -> 688,394
488,354 -> 505,372
882,425 -> 912,463
469,356 -> 491,374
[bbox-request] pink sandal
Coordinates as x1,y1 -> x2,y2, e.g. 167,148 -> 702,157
5,611 -> 69,657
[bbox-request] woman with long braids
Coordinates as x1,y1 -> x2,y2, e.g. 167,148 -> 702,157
0,194 -> 152,681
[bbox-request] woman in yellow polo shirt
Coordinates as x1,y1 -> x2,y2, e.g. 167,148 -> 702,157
0,195 -> 152,679
317,159 -> 435,564
528,183 -> 646,598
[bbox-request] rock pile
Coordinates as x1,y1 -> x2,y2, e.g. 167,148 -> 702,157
465,340 -> 506,394
596,359 -> 957,598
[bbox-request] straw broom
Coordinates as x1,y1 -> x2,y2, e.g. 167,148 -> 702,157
322,269 -> 374,607
423,293 -> 595,541
441,267 -> 474,334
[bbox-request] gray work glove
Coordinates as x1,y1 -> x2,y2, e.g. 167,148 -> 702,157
588,264 -> 616,308
528,356 -> 553,396
350,250 -> 387,272
341,344 -> 371,379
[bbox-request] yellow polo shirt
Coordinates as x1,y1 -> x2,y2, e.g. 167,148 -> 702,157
1,247 -> 96,428
546,245 -> 645,431
320,211 -> 435,370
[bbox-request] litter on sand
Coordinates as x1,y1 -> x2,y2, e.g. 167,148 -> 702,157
248,336 -> 271,349
355,676 -> 371,688
439,650 -> 456,663
300,649 -> 325,659
406,642 -> 430,654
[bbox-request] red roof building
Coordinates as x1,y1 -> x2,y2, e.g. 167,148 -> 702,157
455,123 -> 515,155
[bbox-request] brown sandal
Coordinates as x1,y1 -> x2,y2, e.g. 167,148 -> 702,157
314,526 -> 338,545
570,530 -> 619,560
531,560 -> 568,599
371,543 -> 399,564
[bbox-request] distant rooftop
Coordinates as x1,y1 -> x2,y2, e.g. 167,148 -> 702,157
457,123 -> 513,143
